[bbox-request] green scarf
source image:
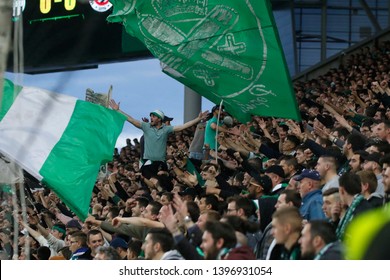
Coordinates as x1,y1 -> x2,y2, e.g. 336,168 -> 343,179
336,194 -> 364,240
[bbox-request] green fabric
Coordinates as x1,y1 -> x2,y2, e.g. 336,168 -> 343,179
196,246 -> 205,257
0,185 -> 12,194
107,0 -> 300,122
112,194 -> 121,205
52,225 -> 66,235
40,100 -> 126,221
348,113 -> 365,126
336,194 -> 364,240
0,79 -> 22,122
186,158 -> 205,186
204,116 -> 218,150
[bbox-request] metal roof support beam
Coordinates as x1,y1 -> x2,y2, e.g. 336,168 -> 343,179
359,0 -> 382,33
388,1 -> 390,27
0,0 -> 13,98
290,1 -> 299,75
321,0 -> 327,61
184,87 -> 201,123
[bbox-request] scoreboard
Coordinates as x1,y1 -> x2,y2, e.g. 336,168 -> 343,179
7,0 -> 151,74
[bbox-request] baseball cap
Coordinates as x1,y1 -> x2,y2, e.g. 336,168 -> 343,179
295,169 -> 321,181
66,219 -> 82,230
163,115 -> 173,122
251,174 -> 272,194
211,105 -> 224,113
316,114 -> 334,128
150,110 -> 165,120
223,116 -> 233,127
110,237 -> 128,250
265,165 -> 285,178
361,152 -> 381,164
179,187 -> 197,199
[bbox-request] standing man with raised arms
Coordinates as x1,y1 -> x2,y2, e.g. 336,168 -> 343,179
110,99 -> 208,178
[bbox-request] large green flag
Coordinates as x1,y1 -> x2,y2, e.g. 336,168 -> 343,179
108,0 -> 300,122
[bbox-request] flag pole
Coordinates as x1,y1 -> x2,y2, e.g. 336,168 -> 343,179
0,0 -> 26,260
106,85 -> 113,178
0,0 -> 12,115
214,99 -> 224,163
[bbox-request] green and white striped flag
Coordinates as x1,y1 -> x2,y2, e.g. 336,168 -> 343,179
0,79 -> 126,220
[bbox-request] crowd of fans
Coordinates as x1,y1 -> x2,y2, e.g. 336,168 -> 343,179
1,42 -> 390,260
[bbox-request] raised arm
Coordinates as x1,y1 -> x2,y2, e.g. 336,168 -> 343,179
36,222 -> 50,238
110,99 -> 142,128
173,111 -> 209,132
19,220 -> 44,243
112,216 -> 164,229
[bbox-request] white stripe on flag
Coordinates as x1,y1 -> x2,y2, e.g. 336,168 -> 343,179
0,87 -> 76,180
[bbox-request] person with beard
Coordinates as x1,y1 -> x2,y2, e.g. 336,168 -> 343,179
200,221 -> 237,260
142,228 -> 184,260
196,194 -> 219,213
279,155 -> 300,181
299,220 -> 343,260
246,174 -> 273,200
225,196 -> 261,250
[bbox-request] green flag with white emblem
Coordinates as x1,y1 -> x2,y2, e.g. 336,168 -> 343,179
109,0 -> 300,122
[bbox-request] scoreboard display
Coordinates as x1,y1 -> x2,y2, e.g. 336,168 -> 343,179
8,0 -> 151,74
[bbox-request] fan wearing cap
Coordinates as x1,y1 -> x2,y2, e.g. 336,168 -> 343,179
264,165 -> 287,196
23,221 -> 66,257
110,237 -> 128,260
110,99 -> 208,178
295,169 -> 326,221
138,114 -> 174,173
247,174 -> 272,200
66,219 -> 82,234
179,187 -> 198,202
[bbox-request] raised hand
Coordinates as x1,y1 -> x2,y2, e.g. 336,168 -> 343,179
258,118 -> 267,130
109,99 -> 120,111
112,217 -> 122,227
173,193 -> 188,221
159,205 -> 179,233
198,110 -> 210,121
184,171 -> 198,187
